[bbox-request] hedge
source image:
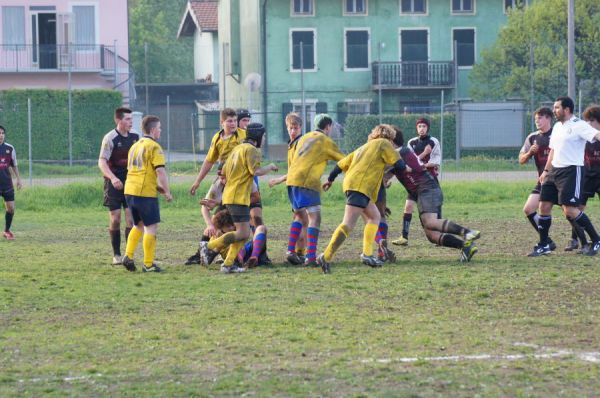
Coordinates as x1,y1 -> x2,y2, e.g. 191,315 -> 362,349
0,89 -> 122,160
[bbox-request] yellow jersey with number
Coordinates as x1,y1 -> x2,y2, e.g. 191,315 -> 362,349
222,143 -> 261,206
205,128 -> 247,164
287,131 -> 345,192
338,138 -> 399,202
124,136 -> 166,198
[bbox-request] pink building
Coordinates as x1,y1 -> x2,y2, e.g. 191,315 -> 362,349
0,0 -> 132,103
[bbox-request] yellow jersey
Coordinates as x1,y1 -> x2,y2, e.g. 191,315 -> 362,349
205,128 -> 247,164
287,131 -> 344,192
222,143 -> 261,206
124,136 -> 166,198
287,135 -> 302,169
338,138 -> 399,202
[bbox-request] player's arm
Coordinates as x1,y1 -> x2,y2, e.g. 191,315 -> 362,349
269,174 -> 287,188
424,139 -> 441,168
418,145 -> 432,160
190,160 -> 215,195
201,203 -> 217,237
539,149 -> 554,183
156,166 -> 172,202
519,136 -> 536,165
254,163 -> 278,176
9,149 -> 22,190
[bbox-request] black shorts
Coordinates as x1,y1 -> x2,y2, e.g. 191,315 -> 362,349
582,169 -> 600,205
417,186 -> 444,215
540,166 -> 585,206
345,190 -> 370,209
226,204 -> 250,223
407,190 -> 418,202
125,195 -> 160,226
531,181 -> 542,195
0,188 -> 15,202
250,191 -> 262,209
103,178 -> 127,211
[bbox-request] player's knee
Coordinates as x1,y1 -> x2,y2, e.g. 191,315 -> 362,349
252,215 -> 264,227
256,224 -> 267,234
424,230 -> 437,243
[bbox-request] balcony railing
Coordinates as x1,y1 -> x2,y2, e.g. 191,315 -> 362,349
372,61 -> 455,89
0,44 -> 123,72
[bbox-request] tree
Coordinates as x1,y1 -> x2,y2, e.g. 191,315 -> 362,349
469,0 -> 600,105
129,0 -> 194,83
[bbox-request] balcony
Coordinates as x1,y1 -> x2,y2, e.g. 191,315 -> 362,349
372,61 -> 455,90
0,44 -> 124,73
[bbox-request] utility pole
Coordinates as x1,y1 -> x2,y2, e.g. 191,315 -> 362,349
567,0 -> 575,99
378,42 -> 384,124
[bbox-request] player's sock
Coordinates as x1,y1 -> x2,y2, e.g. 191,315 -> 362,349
224,240 -> 246,266
574,212 -> 600,242
109,229 -> 121,256
125,227 -> 132,243
375,222 -> 388,243
441,220 -> 466,236
208,231 -> 237,252
537,215 -> 552,245
287,221 -> 303,252
125,226 -> 143,258
362,223 -> 379,256
568,220 -> 588,245
143,233 -> 156,266
5,211 -> 14,232
324,224 -> 350,262
251,232 -> 266,259
526,212 -> 538,232
438,233 -> 464,249
306,227 -> 319,262
402,213 -> 412,239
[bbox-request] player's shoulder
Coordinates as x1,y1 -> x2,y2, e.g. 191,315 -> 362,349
429,136 -> 440,145
407,136 -> 419,145
3,142 -> 15,151
102,129 -> 118,141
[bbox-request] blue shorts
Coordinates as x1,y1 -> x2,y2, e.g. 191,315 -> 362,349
125,195 -> 161,226
287,186 -> 321,211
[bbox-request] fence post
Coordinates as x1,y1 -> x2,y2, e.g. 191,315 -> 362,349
191,113 -> 198,170
28,98 -> 32,187
440,90 -> 444,181
166,95 -> 171,184
455,100 -> 461,165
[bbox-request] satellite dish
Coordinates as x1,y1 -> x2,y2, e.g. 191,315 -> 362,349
244,72 -> 262,92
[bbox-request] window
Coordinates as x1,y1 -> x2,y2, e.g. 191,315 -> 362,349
504,0 -> 525,13
345,29 -> 369,70
292,102 -> 316,131
453,29 -> 475,67
73,5 -> 96,49
399,100 -> 431,114
452,0 -> 474,13
400,30 -> 428,61
347,101 -> 370,116
401,0 -> 426,14
2,6 -> 25,47
290,30 -> 316,71
345,0 -> 367,14
292,0 -> 314,16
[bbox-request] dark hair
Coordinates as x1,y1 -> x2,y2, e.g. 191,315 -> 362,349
415,117 -> 430,130
391,125 -> 404,147
142,115 -> 160,135
583,104 -> 600,122
114,107 -> 132,120
212,209 -> 234,230
220,108 -> 237,122
555,96 -> 575,113
0,125 -> 5,134
316,115 -> 333,130
534,107 -> 553,119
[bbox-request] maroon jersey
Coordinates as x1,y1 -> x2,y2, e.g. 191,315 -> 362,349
585,141 -> 600,170
520,129 -> 552,176
407,135 -> 441,177
0,142 -> 17,191
391,146 -> 437,195
99,129 -> 139,181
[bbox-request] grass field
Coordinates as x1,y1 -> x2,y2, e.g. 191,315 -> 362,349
1,181 -> 600,396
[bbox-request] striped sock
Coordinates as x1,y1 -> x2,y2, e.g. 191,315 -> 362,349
287,221 -> 303,252
375,222 -> 388,243
306,227 -> 319,261
251,233 -> 266,258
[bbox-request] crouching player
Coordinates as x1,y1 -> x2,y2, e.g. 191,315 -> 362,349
199,123 -> 278,273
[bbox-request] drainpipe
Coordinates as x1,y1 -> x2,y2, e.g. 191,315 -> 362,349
261,0 -> 269,159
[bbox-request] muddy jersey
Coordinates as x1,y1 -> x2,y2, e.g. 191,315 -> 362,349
408,135 -> 441,177
0,142 -> 17,191
391,146 -> 437,195
585,140 -> 600,173
99,129 -> 139,181
520,129 -> 552,176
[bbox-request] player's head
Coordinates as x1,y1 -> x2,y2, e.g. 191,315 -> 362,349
245,123 -> 266,148
285,112 -> 302,140
114,107 -> 133,131
142,115 -> 161,139
212,209 -> 235,232
554,96 -> 574,121
237,109 -> 251,129
415,117 -> 430,137
368,124 -> 396,142
220,108 -> 237,133
0,125 -> 5,144
314,113 -> 333,134
534,107 -> 553,131
583,104 -> 600,130
391,125 -> 404,148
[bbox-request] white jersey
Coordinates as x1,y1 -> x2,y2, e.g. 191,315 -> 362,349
550,116 -> 599,168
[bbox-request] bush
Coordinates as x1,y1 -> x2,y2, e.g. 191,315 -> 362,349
0,89 -> 122,160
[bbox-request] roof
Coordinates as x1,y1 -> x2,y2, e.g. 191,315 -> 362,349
177,0 -> 218,38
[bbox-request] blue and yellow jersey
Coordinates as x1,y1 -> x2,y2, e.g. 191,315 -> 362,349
287,131 -> 344,192
338,138 -> 399,202
124,136 -> 166,198
222,143 -> 261,206
205,128 -> 247,164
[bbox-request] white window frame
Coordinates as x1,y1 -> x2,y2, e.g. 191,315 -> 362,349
289,28 -> 317,72
344,28 -> 370,72
451,27 -> 476,69
398,27 -> 430,62
343,0 -> 368,16
291,0 -> 315,17
291,99 -> 318,131
503,0 -> 527,14
1,6 -> 26,49
450,0 -> 475,15
399,0 -> 428,15
69,2 -> 99,52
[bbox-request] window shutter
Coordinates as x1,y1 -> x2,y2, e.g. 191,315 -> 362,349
282,102 -> 294,141
337,102 -> 348,125
370,101 -> 379,115
316,102 -> 328,115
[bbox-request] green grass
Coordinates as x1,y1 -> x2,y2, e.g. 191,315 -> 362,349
1,182 -> 600,396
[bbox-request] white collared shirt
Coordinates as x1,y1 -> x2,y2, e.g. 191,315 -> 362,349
550,116 -> 599,167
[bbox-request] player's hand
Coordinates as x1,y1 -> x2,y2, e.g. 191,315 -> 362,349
539,170 -> 547,184
200,198 -> 218,210
529,144 -> 539,154
269,176 -> 283,188
204,225 -> 218,238
162,191 -> 173,202
268,163 -> 279,172
190,182 -> 199,195
322,181 -> 332,191
405,166 -> 413,173
384,179 -> 392,189
16,179 -> 22,190
385,207 -> 392,217
111,178 -> 123,190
